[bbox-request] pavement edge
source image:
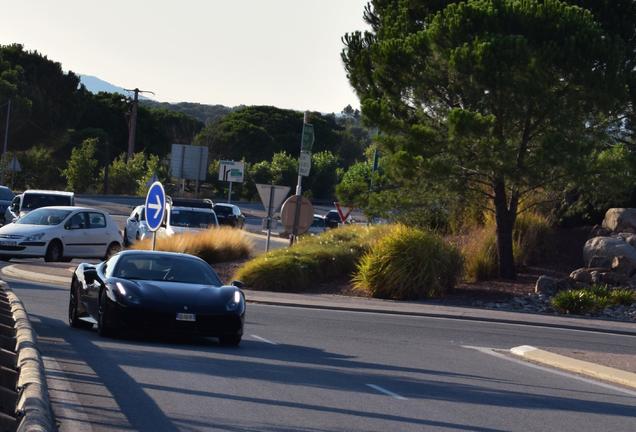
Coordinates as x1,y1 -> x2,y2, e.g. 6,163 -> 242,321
2,281 -> 56,431
510,345 -> 636,390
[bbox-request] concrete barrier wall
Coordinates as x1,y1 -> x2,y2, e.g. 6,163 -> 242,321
0,281 -> 55,431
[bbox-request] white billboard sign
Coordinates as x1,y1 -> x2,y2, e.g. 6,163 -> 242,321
170,144 -> 209,181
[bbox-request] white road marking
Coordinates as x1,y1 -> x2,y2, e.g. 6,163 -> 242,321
42,356 -> 94,432
462,345 -> 636,397
366,383 -> 407,400
250,334 -> 277,345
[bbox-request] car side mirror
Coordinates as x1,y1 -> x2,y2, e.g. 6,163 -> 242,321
64,223 -> 71,230
231,280 -> 244,289
134,214 -> 139,222
84,267 -> 98,285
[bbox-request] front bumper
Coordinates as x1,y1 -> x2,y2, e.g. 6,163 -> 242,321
0,242 -> 47,258
106,301 -> 244,337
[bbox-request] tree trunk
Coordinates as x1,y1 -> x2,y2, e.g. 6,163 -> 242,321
493,180 -> 517,279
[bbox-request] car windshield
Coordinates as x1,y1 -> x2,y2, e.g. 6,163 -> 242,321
0,188 -> 13,201
170,209 -> 215,228
22,193 -> 72,210
16,208 -> 72,225
114,254 -> 222,285
213,205 -> 233,216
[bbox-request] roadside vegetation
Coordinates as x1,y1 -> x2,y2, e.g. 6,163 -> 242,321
131,227 -> 252,264
236,224 -> 463,300
353,225 -> 462,300
234,225 -> 390,292
462,212 -> 552,282
551,285 -> 636,315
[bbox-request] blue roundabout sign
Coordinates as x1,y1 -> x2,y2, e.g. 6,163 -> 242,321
145,181 -> 166,232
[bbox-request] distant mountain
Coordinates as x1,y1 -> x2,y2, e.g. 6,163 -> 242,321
80,74 -> 231,124
79,74 -> 153,100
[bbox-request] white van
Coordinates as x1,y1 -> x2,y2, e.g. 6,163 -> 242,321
5,190 -> 75,223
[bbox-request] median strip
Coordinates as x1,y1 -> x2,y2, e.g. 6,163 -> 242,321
510,345 -> 636,390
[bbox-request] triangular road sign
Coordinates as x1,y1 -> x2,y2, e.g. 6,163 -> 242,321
256,184 -> 290,215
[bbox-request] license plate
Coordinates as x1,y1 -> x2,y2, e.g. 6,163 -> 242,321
0,241 -> 16,247
176,313 -> 196,322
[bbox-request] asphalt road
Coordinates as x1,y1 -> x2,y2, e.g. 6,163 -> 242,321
4,273 -> 636,432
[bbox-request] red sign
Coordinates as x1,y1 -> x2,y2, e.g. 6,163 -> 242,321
334,202 -> 353,224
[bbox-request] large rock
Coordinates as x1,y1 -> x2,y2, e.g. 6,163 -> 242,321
583,236 -> 636,267
535,275 -> 558,295
611,255 -> 636,276
602,208 -> 636,233
570,268 -> 592,284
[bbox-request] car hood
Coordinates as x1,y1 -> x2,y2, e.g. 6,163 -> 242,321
123,280 -> 236,314
0,224 -> 57,237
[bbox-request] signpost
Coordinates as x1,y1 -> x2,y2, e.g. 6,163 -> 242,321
219,160 -> 245,204
290,112 -> 314,245
145,181 -> 166,251
256,184 -> 290,251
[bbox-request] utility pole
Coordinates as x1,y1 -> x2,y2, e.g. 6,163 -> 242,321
124,88 -> 154,160
290,111 -> 312,246
2,99 -> 11,185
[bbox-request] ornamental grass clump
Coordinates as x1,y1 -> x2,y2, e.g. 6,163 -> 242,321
551,285 -> 636,315
132,227 -> 252,264
235,224 -> 390,292
462,212 -> 552,282
353,225 -> 463,300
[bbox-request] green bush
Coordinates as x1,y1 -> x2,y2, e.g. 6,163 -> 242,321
235,225 -> 390,292
551,285 -> 636,315
353,225 -> 463,300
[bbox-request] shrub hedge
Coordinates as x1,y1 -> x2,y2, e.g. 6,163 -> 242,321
353,225 -> 463,300
234,225 -> 391,292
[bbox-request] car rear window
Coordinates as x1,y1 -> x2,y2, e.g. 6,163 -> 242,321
22,194 -> 72,210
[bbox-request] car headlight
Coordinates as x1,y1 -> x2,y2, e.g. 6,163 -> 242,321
24,233 -> 46,241
114,282 -> 139,304
226,290 -> 244,312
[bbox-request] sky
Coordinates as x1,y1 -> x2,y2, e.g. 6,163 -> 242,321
0,0 -> 369,113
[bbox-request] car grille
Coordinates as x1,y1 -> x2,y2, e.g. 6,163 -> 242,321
0,235 -> 23,240
123,310 -> 242,335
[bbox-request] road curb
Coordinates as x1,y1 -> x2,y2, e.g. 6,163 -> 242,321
510,345 -> 636,389
2,281 -> 55,431
2,263 -> 636,337
247,296 -> 636,337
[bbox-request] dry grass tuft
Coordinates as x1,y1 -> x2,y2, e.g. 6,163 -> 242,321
131,227 -> 252,264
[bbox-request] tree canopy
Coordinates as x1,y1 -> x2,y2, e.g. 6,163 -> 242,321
342,0 -> 635,278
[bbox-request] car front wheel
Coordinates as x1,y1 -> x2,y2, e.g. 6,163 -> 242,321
97,290 -> 117,338
69,280 -> 93,329
45,240 -> 63,262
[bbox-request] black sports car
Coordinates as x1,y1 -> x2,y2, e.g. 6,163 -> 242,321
69,250 -> 245,345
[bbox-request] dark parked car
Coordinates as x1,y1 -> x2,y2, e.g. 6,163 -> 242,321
324,210 -> 342,229
0,186 -> 14,224
69,250 -> 245,345
213,203 -> 245,228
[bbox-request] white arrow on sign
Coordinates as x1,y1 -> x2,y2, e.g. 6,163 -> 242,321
148,194 -> 163,220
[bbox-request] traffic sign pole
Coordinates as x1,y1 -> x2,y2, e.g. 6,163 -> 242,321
265,185 -> 275,252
